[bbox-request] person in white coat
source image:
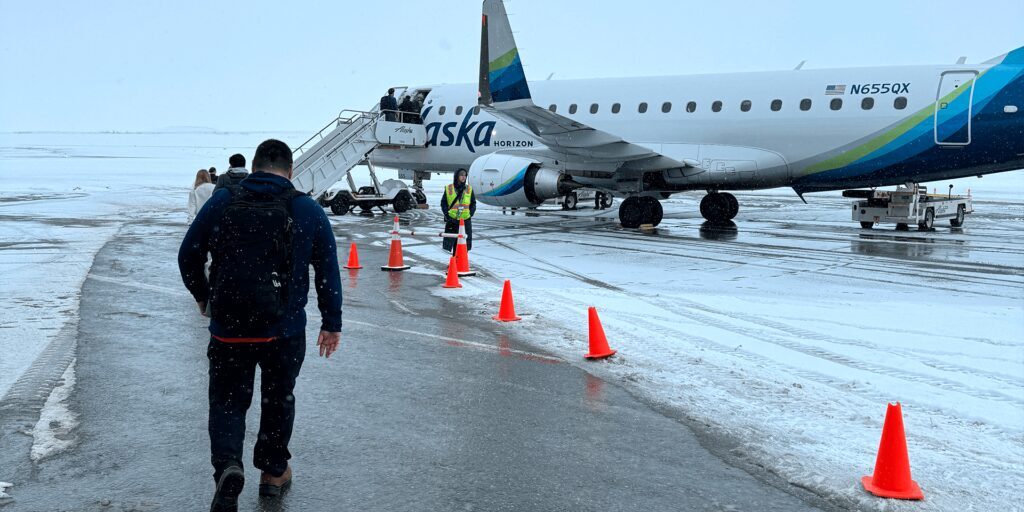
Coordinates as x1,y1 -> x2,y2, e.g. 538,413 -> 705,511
188,169 -> 216,224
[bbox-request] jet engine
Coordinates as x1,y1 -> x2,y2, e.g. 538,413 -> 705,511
468,154 -> 578,207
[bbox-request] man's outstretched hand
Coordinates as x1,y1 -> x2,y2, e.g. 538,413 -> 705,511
317,330 -> 341,358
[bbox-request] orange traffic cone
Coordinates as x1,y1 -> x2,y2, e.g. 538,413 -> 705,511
381,216 -> 410,271
455,219 -> 476,277
492,280 -> 521,321
585,307 -> 616,359
861,402 -> 924,500
443,257 -> 462,288
343,242 -> 363,270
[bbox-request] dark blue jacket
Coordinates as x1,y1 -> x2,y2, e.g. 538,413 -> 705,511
178,172 -> 342,337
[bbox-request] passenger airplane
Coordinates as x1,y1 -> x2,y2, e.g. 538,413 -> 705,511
366,0 -> 1023,227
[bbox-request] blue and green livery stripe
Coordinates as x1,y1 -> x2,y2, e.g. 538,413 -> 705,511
480,166 -> 528,197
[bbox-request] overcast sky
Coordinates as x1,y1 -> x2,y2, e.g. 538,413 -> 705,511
2,0 -> 1022,133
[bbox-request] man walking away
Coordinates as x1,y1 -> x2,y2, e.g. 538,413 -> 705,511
178,139 -> 342,512
380,87 -> 399,122
441,168 -> 476,253
213,153 -> 250,194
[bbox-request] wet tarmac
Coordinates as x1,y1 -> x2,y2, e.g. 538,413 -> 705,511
0,214 -> 831,511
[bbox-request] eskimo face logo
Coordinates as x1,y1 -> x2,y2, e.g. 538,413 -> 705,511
422,106 -> 497,153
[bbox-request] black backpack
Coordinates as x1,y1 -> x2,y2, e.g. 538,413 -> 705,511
209,187 -> 305,337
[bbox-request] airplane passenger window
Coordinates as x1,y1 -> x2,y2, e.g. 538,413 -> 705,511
894,97 -> 908,110
712,101 -> 723,112
741,100 -> 752,112
569,104 -> 578,114
638,102 -> 648,113
590,103 -> 599,114
438,106 -> 446,115
800,99 -> 812,111
861,97 -> 874,110
686,102 -> 696,113
771,99 -> 783,111
662,102 -> 672,113
549,104 -> 557,113
830,98 -> 843,111
612,103 -> 621,114
455,106 -> 464,115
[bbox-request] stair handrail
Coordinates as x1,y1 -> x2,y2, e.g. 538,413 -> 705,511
293,108 -> 380,157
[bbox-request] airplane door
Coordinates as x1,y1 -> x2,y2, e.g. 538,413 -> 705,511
934,71 -> 977,145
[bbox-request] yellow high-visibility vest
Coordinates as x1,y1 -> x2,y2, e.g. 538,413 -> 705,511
446,184 -> 473,220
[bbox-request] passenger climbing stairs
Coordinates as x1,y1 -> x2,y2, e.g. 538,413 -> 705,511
291,95 -> 426,201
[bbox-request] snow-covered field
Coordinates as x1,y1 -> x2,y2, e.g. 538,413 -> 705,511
1,131 -> 1021,511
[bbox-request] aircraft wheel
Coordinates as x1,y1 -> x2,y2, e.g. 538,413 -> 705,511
722,193 -> 739,220
699,193 -> 730,223
639,196 -> 663,226
618,197 -> 643,228
393,191 -> 413,213
601,193 -> 613,209
860,221 -> 874,229
895,223 -> 909,231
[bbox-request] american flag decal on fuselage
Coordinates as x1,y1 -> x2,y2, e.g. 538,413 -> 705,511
825,84 -> 846,95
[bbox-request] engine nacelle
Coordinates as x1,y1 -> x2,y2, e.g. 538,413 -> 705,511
468,154 -> 574,207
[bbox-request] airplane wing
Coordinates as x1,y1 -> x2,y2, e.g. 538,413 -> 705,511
478,0 -> 681,166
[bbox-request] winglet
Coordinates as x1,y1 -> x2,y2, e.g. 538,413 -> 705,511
479,0 -> 532,107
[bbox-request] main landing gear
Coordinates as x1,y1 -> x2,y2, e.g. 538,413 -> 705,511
700,192 -> 739,223
618,196 -> 663,228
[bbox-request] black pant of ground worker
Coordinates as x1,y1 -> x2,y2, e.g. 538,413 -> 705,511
442,218 -> 473,253
207,334 -> 305,482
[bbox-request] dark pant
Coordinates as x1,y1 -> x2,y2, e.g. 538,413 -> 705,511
442,218 -> 472,253
207,334 -> 306,482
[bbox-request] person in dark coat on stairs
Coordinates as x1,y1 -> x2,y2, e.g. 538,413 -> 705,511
441,169 -> 476,253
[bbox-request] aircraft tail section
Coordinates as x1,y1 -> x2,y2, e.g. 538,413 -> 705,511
985,45 -> 1024,66
479,0 -> 532,106
1003,45 -> 1024,66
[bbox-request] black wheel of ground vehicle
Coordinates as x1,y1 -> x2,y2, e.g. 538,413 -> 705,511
330,194 -> 350,216
950,204 -> 965,227
700,193 -> 730,223
618,196 -> 643,228
895,223 -> 909,231
860,221 -> 874,229
595,192 -> 613,210
563,192 -> 579,210
393,191 -> 413,213
413,190 -> 428,205
919,208 -> 934,230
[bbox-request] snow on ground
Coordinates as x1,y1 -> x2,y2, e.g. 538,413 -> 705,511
1,132 -> 1022,510
29,360 -> 77,462
0,481 -> 12,500
396,175 -> 1024,511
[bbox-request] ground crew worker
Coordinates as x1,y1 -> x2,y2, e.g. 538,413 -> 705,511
441,168 -> 476,253
178,139 -> 342,512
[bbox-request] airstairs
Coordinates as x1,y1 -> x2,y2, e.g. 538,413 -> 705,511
291,94 -> 426,209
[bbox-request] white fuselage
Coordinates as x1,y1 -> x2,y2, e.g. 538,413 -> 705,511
374,61 -> 1023,193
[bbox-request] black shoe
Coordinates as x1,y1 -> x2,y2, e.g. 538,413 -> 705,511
210,465 -> 245,512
